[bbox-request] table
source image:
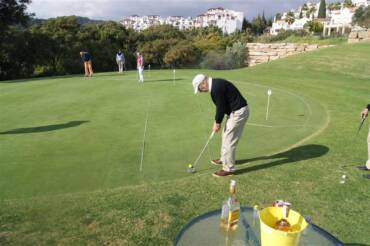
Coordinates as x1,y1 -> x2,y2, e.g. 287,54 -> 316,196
174,207 -> 343,246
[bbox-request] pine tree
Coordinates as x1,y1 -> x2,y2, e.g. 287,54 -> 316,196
318,0 -> 326,19
242,18 -> 251,31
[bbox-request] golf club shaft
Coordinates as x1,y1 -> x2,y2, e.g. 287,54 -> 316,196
193,131 -> 215,168
357,117 -> 366,135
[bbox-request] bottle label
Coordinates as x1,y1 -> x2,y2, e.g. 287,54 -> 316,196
228,209 -> 240,224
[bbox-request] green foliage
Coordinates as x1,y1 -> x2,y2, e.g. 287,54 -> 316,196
251,14 -> 268,35
275,13 -> 282,21
141,24 -> 185,42
242,18 -> 252,31
305,20 -> 324,33
353,6 -> 370,28
200,41 -> 246,70
286,11 -> 295,25
140,38 -> 179,66
256,30 -> 309,43
225,41 -> 246,68
0,0 -> 32,32
328,2 -> 342,11
302,3 -> 309,11
193,32 -> 225,55
307,6 -> 317,19
163,41 -> 200,67
0,28 -> 36,79
343,0 -> 354,8
318,0 -> 327,19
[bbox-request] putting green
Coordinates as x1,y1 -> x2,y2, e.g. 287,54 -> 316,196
0,70 -> 327,199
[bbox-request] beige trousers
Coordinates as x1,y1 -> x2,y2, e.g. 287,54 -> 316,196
367,127 -> 370,169
221,106 -> 249,172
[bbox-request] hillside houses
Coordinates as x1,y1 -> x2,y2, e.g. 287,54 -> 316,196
270,0 -> 370,35
120,8 -> 243,34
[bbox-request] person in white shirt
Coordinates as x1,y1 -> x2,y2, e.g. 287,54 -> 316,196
136,52 -> 144,82
116,50 -> 125,73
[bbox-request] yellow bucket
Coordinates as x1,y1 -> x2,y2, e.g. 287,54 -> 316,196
259,207 -> 308,246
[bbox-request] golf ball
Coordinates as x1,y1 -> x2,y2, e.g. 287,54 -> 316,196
342,175 -> 346,179
188,164 -> 193,168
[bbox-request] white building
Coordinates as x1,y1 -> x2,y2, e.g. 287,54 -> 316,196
271,0 -> 368,36
352,0 -> 370,7
120,8 -> 244,34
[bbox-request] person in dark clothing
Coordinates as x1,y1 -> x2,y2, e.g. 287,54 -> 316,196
80,51 -> 93,77
192,74 -> 249,177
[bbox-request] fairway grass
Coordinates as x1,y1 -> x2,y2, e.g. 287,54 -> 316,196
1,42 -> 370,245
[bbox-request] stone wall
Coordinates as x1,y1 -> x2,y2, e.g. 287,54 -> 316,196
348,29 -> 370,43
246,43 -> 325,67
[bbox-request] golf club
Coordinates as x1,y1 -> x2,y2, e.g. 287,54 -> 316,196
188,131 -> 215,173
357,116 -> 366,135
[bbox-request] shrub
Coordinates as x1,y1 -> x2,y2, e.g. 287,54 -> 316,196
200,42 -> 246,70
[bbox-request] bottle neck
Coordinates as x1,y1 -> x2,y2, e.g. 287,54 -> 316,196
229,186 -> 236,196
282,205 -> 289,219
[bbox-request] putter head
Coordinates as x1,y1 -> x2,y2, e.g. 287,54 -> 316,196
187,167 -> 196,174
187,164 -> 196,174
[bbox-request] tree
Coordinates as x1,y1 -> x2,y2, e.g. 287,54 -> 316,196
299,11 -> 303,19
163,41 -> 200,67
275,13 -> 282,21
141,24 -> 185,42
304,20 -> 324,33
0,0 -> 32,32
193,32 -> 224,55
343,0 -> 354,8
318,0 -> 326,19
328,2 -> 342,11
286,11 -> 295,25
262,11 -> 267,26
353,6 -> 370,28
251,14 -> 267,35
302,4 -> 309,11
0,0 -> 34,79
242,18 -> 252,31
307,6 -> 317,19
140,38 -> 179,66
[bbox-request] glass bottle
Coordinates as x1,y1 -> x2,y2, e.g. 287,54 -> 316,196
274,204 -> 292,232
220,180 -> 240,231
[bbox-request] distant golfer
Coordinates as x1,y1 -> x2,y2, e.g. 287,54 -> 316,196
136,52 -> 144,82
192,74 -> 249,177
116,50 -> 125,73
80,51 -> 93,77
360,104 -> 370,171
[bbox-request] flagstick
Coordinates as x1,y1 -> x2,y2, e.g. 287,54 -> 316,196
266,89 -> 272,121
173,69 -> 176,85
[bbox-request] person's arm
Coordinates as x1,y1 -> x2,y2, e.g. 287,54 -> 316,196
361,104 -> 370,118
213,92 -> 226,132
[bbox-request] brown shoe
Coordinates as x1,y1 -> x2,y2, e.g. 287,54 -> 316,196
212,169 -> 234,177
211,159 -> 223,166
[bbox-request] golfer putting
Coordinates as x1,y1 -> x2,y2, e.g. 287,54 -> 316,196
192,74 -> 249,177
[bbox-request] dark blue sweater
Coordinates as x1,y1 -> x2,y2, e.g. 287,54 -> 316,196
210,78 -> 247,124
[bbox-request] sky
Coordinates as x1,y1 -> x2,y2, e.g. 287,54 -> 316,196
28,0 -> 314,21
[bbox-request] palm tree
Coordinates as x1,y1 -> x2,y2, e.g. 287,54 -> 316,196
286,11 -> 295,25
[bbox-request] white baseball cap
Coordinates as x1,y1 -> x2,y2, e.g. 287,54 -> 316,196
192,74 -> 206,94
